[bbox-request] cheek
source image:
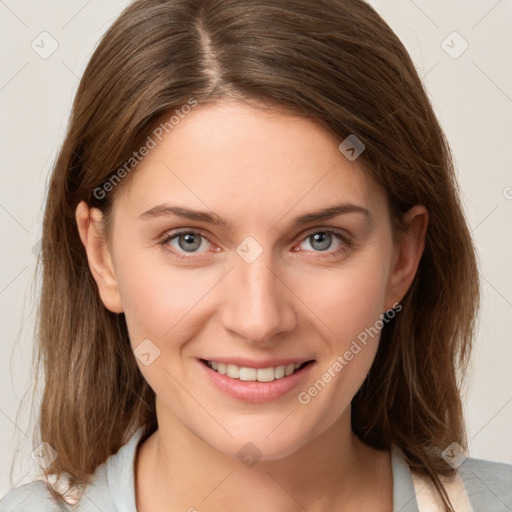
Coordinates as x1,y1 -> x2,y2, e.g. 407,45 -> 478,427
113,255 -> 221,407
113,247 -> 218,347
292,252 -> 392,420
294,253 -> 391,345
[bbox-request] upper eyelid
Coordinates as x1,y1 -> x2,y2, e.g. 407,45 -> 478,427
163,228 -> 215,246
298,227 -> 349,240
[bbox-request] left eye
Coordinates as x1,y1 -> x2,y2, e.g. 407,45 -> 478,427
298,231 -> 345,252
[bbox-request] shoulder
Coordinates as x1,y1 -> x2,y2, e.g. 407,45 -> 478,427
0,481 -> 67,512
0,468 -> 115,512
459,456 -> 512,510
1,427 -> 144,512
1,467 -> 114,512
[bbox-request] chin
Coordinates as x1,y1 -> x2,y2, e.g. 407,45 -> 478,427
195,417 -> 322,464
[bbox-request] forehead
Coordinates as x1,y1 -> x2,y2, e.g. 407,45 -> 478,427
113,100 -> 386,225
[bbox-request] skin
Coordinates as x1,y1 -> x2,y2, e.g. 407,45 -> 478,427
76,100 -> 428,512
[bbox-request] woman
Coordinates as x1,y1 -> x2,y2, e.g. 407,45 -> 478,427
2,0 -> 511,511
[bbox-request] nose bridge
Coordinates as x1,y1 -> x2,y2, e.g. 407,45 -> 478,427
221,247 -> 295,343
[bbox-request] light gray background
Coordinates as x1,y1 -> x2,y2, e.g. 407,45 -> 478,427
1,0 -> 511,497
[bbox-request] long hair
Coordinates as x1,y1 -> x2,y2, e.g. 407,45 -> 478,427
36,1 -> 479,509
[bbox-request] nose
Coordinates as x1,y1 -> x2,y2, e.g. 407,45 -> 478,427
219,254 -> 297,345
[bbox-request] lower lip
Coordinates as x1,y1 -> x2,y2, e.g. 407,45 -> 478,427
198,359 -> 315,403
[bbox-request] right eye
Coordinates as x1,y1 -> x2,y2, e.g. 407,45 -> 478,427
160,230 -> 217,260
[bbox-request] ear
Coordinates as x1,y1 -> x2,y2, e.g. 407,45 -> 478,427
75,201 -> 124,313
384,205 -> 429,311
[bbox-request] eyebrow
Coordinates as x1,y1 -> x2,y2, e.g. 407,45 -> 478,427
139,202 -> 371,226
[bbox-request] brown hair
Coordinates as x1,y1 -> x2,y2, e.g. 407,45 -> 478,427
35,0 -> 479,509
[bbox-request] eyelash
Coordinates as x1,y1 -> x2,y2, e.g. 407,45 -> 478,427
159,228 -> 352,261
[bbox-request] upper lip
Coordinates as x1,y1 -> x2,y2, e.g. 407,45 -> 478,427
199,357 -> 315,369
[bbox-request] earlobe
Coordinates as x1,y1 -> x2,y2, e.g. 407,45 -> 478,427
75,200 -> 124,313
384,205 -> 429,310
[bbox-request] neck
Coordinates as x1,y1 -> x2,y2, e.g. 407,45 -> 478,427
135,406 -> 392,512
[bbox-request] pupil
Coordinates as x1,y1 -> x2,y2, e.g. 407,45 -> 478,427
311,232 -> 331,251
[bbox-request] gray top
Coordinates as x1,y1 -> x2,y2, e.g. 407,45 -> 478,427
1,428 -> 511,511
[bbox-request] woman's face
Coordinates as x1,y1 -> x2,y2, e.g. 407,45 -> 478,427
83,100 -> 424,460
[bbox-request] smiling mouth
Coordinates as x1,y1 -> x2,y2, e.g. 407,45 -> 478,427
200,359 -> 314,383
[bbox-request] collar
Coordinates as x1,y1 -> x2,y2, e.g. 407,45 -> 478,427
391,443 -> 420,511
106,427 -> 143,512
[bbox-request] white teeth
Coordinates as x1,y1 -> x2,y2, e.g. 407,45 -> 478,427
226,364 -> 239,379
256,367 -> 275,382
239,367 -> 257,381
206,361 -> 307,382
275,365 -> 286,379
